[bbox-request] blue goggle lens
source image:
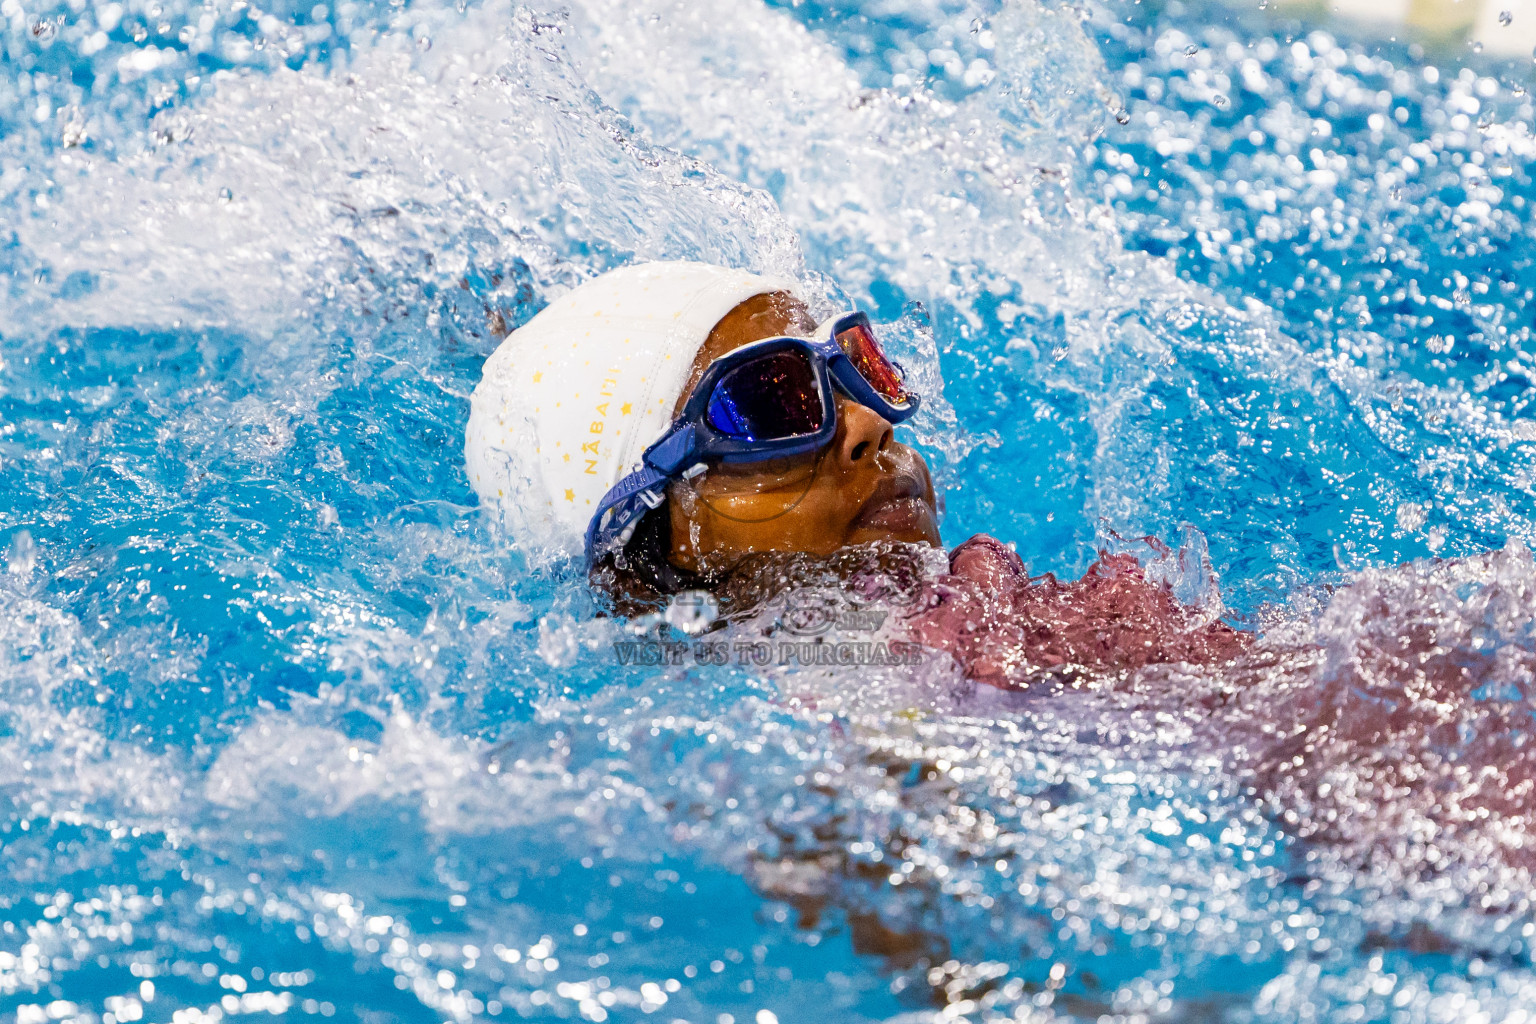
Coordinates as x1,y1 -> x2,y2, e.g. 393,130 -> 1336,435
706,351 -> 824,441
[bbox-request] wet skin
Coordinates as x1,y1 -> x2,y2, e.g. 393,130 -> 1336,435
666,292 -> 941,574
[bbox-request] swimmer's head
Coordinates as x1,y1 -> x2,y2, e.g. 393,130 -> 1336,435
464,261 -> 939,593
659,292 -> 940,579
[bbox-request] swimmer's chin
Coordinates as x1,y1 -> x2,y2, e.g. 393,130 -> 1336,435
847,496 -> 941,546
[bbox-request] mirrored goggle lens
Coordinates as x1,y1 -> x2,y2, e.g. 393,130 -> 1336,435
834,319 -> 911,405
706,351 -> 825,441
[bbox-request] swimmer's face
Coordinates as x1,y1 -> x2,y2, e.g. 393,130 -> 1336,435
666,292 -> 941,573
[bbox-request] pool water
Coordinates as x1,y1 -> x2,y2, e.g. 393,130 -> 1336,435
3,0 -> 1536,1020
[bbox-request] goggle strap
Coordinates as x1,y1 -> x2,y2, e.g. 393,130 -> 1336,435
643,423 -> 696,475
585,423 -> 702,568
584,461 -> 672,568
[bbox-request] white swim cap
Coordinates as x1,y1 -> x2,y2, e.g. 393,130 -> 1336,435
465,261 -> 802,559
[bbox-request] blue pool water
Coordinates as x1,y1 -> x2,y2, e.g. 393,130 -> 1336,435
3,0 -> 1536,1020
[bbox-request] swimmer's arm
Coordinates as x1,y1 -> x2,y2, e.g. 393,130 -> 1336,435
947,533 -> 1028,589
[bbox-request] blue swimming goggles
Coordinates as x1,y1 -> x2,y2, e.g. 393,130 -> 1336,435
585,311 -> 920,566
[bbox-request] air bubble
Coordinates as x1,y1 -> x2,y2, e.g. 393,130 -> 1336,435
1184,44 -> 1198,56
1498,9 -> 1513,26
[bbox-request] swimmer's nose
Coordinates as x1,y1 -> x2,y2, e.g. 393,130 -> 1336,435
834,400 -> 894,467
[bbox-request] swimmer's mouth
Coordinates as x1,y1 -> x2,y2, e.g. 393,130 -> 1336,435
852,473 -> 931,533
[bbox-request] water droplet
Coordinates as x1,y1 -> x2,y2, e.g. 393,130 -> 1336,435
1115,109 -> 1130,125
417,35 -> 432,51
536,614 -> 580,668
1472,41 -> 1484,54
1396,502 -> 1427,532
219,187 -> 234,202
665,590 -> 718,636
61,108 -> 87,148
7,530 -> 36,577
1426,334 -> 1454,354
1499,9 -> 1513,26
1213,94 -> 1230,108
970,17 -> 982,34
1184,44 -> 1198,56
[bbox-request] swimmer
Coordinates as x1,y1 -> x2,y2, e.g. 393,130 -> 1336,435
467,262 -> 1536,891
466,261 -> 1247,688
